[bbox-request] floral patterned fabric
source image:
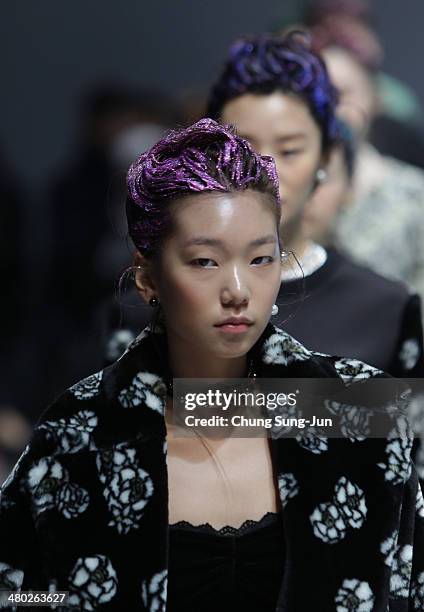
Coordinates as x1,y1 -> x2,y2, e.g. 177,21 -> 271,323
1,324 -> 424,611
335,146 -> 424,301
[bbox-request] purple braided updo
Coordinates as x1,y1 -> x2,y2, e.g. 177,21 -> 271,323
127,118 -> 280,257
207,32 -> 339,151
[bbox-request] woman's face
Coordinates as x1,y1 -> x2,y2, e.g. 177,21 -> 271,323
149,191 -> 282,360
322,46 -> 379,140
221,92 -> 323,239
303,145 -> 352,244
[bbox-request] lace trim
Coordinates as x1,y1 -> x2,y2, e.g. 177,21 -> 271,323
169,511 -> 282,536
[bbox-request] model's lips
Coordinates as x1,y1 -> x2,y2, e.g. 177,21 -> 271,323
214,317 -> 253,334
215,317 -> 253,327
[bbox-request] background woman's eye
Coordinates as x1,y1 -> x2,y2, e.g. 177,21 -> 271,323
280,149 -> 301,158
191,258 -> 217,268
251,256 -> 274,265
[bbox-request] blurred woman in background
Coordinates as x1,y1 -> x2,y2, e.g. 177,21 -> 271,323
303,0 -> 424,300
302,122 -> 355,246
207,33 -> 424,377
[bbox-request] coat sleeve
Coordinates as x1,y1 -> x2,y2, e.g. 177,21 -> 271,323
0,366 -> 108,606
388,293 -> 424,493
0,431 -> 49,595
0,386 -> 76,597
396,466 -> 424,610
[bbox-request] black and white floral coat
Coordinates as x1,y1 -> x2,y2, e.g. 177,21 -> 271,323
1,324 -> 424,611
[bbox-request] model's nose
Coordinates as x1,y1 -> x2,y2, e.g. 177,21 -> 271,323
220,265 -> 250,307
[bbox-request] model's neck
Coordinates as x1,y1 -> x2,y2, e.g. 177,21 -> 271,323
280,213 -> 313,262
166,338 -> 247,381
284,235 -> 313,261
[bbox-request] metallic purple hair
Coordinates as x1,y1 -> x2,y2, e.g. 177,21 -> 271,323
127,118 -> 280,256
207,32 -> 339,151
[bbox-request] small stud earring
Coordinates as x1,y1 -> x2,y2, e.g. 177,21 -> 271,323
316,168 -> 327,184
149,297 -> 159,307
271,304 -> 279,316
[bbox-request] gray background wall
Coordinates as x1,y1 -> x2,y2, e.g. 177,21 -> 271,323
1,0 -> 423,188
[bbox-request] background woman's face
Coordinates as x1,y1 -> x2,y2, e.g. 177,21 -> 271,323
153,191 -> 281,359
322,47 -> 379,140
221,92 -> 323,240
303,145 -> 352,244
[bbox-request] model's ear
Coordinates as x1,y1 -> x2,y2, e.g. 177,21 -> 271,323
311,152 -> 330,193
133,251 -> 158,305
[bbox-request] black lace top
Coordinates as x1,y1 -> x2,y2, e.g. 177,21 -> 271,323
167,512 -> 285,611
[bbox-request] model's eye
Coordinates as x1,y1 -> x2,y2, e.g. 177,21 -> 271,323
190,258 -> 217,268
279,149 -> 302,158
251,256 -> 274,266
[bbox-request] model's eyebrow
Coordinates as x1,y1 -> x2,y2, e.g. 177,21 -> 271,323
183,237 -> 223,248
239,133 -> 307,145
249,235 -> 278,248
183,235 -> 277,248
275,133 -> 307,143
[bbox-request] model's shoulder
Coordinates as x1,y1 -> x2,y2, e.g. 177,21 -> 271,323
264,326 -> 388,381
36,367 -> 106,425
39,326 -> 160,415
337,253 -> 412,302
26,367 -> 106,459
32,329 -> 167,457
386,155 -> 424,183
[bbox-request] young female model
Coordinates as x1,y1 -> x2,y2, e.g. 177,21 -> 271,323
0,117 -> 423,611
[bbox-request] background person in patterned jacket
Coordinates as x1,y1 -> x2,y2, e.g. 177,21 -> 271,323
302,0 -> 424,304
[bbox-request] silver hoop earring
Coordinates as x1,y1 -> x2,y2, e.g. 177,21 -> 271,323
316,168 -> 327,184
271,304 -> 279,316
